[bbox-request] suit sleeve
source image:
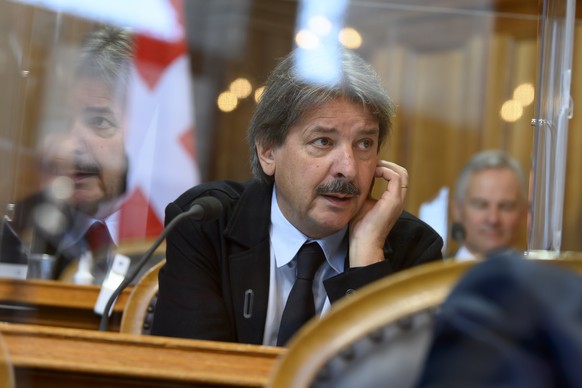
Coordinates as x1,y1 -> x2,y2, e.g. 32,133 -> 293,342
151,201 -> 235,341
324,214 -> 443,303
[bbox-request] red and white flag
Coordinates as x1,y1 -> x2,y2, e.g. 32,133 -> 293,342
117,0 -> 199,242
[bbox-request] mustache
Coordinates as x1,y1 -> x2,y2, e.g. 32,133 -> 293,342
316,179 -> 360,196
74,160 -> 101,175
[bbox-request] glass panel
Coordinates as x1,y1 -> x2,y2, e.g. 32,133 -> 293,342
0,0 -> 578,320
528,0 -> 576,254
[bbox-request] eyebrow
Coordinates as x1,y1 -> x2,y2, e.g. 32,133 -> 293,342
84,106 -> 116,117
309,126 -> 380,136
359,127 -> 380,136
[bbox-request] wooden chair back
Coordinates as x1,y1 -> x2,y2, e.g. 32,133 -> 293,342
119,259 -> 165,335
267,255 -> 582,388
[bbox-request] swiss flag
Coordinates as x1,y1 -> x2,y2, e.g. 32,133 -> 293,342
117,0 -> 199,242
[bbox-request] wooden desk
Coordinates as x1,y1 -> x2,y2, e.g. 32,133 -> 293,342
0,279 -> 131,331
0,324 -> 285,387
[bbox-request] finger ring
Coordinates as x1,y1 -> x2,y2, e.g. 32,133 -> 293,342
401,185 -> 408,189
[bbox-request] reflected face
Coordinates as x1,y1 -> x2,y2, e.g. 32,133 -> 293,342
257,98 -> 380,239
454,167 -> 526,256
47,78 -> 128,216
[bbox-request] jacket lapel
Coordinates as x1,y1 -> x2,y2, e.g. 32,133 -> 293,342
224,180 -> 273,344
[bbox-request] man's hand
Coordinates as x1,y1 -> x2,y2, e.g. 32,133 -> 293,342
348,160 -> 408,267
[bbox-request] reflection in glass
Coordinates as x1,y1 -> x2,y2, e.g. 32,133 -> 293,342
0,1 -> 199,285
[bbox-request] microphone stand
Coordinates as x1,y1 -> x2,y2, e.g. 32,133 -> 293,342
98,209 -> 196,332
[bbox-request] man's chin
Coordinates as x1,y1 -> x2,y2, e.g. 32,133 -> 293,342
308,215 -> 351,238
70,194 -> 103,216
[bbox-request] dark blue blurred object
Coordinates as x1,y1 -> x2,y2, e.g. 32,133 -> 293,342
416,251 -> 582,388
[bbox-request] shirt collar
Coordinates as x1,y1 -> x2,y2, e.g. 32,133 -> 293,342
270,185 -> 347,273
60,209 -> 119,250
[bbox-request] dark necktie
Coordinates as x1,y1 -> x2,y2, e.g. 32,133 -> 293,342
85,221 -> 114,281
277,242 -> 326,346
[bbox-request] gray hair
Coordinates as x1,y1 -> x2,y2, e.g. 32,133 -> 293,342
75,25 -> 135,104
247,47 -> 396,184
454,150 -> 527,204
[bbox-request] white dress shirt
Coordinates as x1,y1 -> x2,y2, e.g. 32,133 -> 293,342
262,186 -> 347,346
454,245 -> 479,262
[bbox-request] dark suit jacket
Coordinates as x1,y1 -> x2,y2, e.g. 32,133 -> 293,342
151,179 -> 444,344
10,191 -> 83,278
9,191 -> 155,283
416,251 -> 582,388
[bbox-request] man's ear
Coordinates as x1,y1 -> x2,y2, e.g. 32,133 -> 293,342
256,141 -> 276,177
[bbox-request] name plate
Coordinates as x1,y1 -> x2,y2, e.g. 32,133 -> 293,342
0,263 -> 27,279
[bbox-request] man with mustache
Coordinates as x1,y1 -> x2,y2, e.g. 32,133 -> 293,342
152,48 -> 444,346
10,26 -> 134,283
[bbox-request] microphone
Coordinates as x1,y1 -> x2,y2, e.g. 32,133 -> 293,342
0,216 -> 26,264
98,196 -> 223,331
451,222 -> 466,242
